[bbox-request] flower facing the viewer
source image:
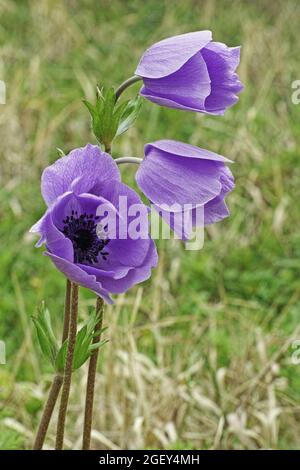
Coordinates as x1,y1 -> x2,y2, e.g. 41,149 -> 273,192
31,144 -> 158,303
135,139 -> 234,239
136,31 -> 243,115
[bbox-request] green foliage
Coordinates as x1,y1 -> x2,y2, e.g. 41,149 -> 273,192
0,426 -> 26,450
83,88 -> 141,150
32,303 -> 58,368
116,96 -> 142,136
55,310 -> 107,372
0,370 -> 14,401
25,396 -> 43,416
32,304 -> 107,372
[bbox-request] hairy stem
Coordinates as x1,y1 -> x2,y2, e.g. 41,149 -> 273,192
32,279 -> 72,450
55,283 -> 79,450
62,279 -> 72,342
115,75 -> 142,100
82,296 -> 104,450
33,374 -> 63,450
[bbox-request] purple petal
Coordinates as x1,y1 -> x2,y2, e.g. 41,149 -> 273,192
41,144 -> 120,206
75,241 -> 158,294
201,42 -> 243,114
31,208 -> 74,261
45,252 -> 113,303
78,264 -> 131,280
148,140 -> 232,163
91,240 -> 158,294
50,191 -> 117,233
101,180 -> 153,268
30,213 -> 49,247
153,204 -> 195,240
136,31 -> 212,78
203,165 -> 235,224
140,52 -> 211,111
204,197 -> 230,224
136,140 -> 232,208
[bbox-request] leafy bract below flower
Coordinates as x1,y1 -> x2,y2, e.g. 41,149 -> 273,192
135,139 -> 234,239
136,31 -> 243,115
30,144 -> 158,304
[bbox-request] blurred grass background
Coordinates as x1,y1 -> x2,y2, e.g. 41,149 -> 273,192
0,0 -> 300,450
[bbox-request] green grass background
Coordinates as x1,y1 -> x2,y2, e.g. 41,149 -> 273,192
0,0 -> 300,450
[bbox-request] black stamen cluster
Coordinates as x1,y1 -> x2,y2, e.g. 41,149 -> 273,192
62,210 -> 109,264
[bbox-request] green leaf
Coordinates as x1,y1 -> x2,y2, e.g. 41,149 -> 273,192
55,339 -> 68,372
99,87 -> 117,146
32,303 -> 108,372
116,95 -> 142,136
72,325 -> 89,370
112,100 -> 129,137
83,99 -> 101,140
32,304 -> 58,367
89,339 -> 109,351
82,99 -> 96,118
43,307 -> 58,348
73,311 -> 107,370
93,326 -> 108,337
83,86 -> 141,150
32,317 -> 52,360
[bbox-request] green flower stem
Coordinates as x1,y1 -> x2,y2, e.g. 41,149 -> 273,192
55,283 -> 79,450
115,75 -> 142,101
33,279 -> 72,450
115,157 -> 143,165
82,296 -> 104,450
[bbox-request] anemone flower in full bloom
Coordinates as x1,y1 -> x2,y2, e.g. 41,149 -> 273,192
135,31 -> 243,115
30,144 -> 158,303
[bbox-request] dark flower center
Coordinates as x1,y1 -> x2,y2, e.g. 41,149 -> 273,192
62,210 -> 109,264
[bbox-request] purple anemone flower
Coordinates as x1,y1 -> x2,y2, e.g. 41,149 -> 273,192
30,144 -> 158,303
136,31 -> 243,115
135,139 -> 234,239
